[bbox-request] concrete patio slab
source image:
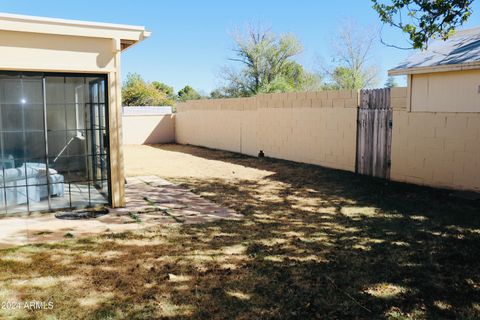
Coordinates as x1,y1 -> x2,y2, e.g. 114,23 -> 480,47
0,176 -> 241,249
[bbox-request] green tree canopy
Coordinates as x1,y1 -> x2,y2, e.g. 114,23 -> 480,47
209,89 -> 227,99
177,85 -> 201,102
384,76 -> 399,88
152,81 -> 175,105
258,61 -> 321,93
218,26 -> 320,97
325,67 -> 367,90
152,81 -> 175,97
372,0 -> 474,49
122,73 -> 175,106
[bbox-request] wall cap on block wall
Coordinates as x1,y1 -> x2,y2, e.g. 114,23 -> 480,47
122,106 -> 173,116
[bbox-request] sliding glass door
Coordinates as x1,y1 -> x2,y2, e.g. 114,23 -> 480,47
0,74 -> 45,213
88,79 -> 109,194
0,72 -> 111,214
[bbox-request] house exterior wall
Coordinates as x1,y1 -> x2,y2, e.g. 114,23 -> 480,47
411,70 -> 480,113
391,88 -> 480,191
0,30 -> 116,72
0,30 -> 125,207
176,90 -> 358,172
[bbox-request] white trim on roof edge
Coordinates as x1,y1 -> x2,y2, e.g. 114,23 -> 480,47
388,61 -> 480,76
0,12 -> 146,31
0,12 -> 151,49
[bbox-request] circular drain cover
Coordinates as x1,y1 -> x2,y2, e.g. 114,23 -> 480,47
55,208 -> 109,220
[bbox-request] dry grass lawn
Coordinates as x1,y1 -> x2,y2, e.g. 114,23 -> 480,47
1,144 -> 479,319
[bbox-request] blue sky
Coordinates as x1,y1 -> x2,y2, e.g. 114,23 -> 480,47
2,0 -> 480,93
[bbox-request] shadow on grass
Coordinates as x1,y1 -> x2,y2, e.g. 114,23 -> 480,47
1,144 -> 479,319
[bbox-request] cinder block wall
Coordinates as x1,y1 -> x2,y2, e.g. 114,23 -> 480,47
176,88 -> 479,191
122,114 -> 175,145
176,90 -> 358,172
390,88 -> 480,191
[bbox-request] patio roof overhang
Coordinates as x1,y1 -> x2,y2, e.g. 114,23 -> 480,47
0,12 -> 151,51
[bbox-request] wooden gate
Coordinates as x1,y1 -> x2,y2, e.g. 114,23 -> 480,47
356,88 -> 393,179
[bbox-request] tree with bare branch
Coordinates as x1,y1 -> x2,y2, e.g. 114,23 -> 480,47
217,26 -> 320,97
322,22 -> 379,90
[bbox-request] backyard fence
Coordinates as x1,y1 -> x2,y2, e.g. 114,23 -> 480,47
176,90 -> 359,172
122,106 -> 175,145
175,88 -> 480,192
356,88 -> 393,179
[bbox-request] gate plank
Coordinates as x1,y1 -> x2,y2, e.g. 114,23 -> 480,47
356,88 -> 393,179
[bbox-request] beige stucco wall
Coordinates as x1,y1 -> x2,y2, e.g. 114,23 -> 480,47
391,87 -> 480,191
411,70 -> 480,113
176,90 -> 358,172
0,30 -> 125,207
0,30 -> 115,72
122,114 -> 175,145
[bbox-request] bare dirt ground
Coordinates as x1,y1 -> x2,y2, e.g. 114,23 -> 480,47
1,144 -> 479,319
125,144 -> 273,180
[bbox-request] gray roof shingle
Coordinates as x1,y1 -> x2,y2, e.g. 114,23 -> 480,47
389,27 -> 480,75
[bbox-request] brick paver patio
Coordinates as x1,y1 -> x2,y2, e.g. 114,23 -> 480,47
0,176 -> 241,248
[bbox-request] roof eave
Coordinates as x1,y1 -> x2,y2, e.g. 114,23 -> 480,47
389,61 -> 480,76
121,30 -> 151,51
0,12 -> 150,44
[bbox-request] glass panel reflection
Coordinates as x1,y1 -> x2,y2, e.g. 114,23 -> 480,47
0,73 -> 110,214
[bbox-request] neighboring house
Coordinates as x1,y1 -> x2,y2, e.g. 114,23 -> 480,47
388,28 -> 480,191
0,12 -> 150,214
389,27 -> 480,113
